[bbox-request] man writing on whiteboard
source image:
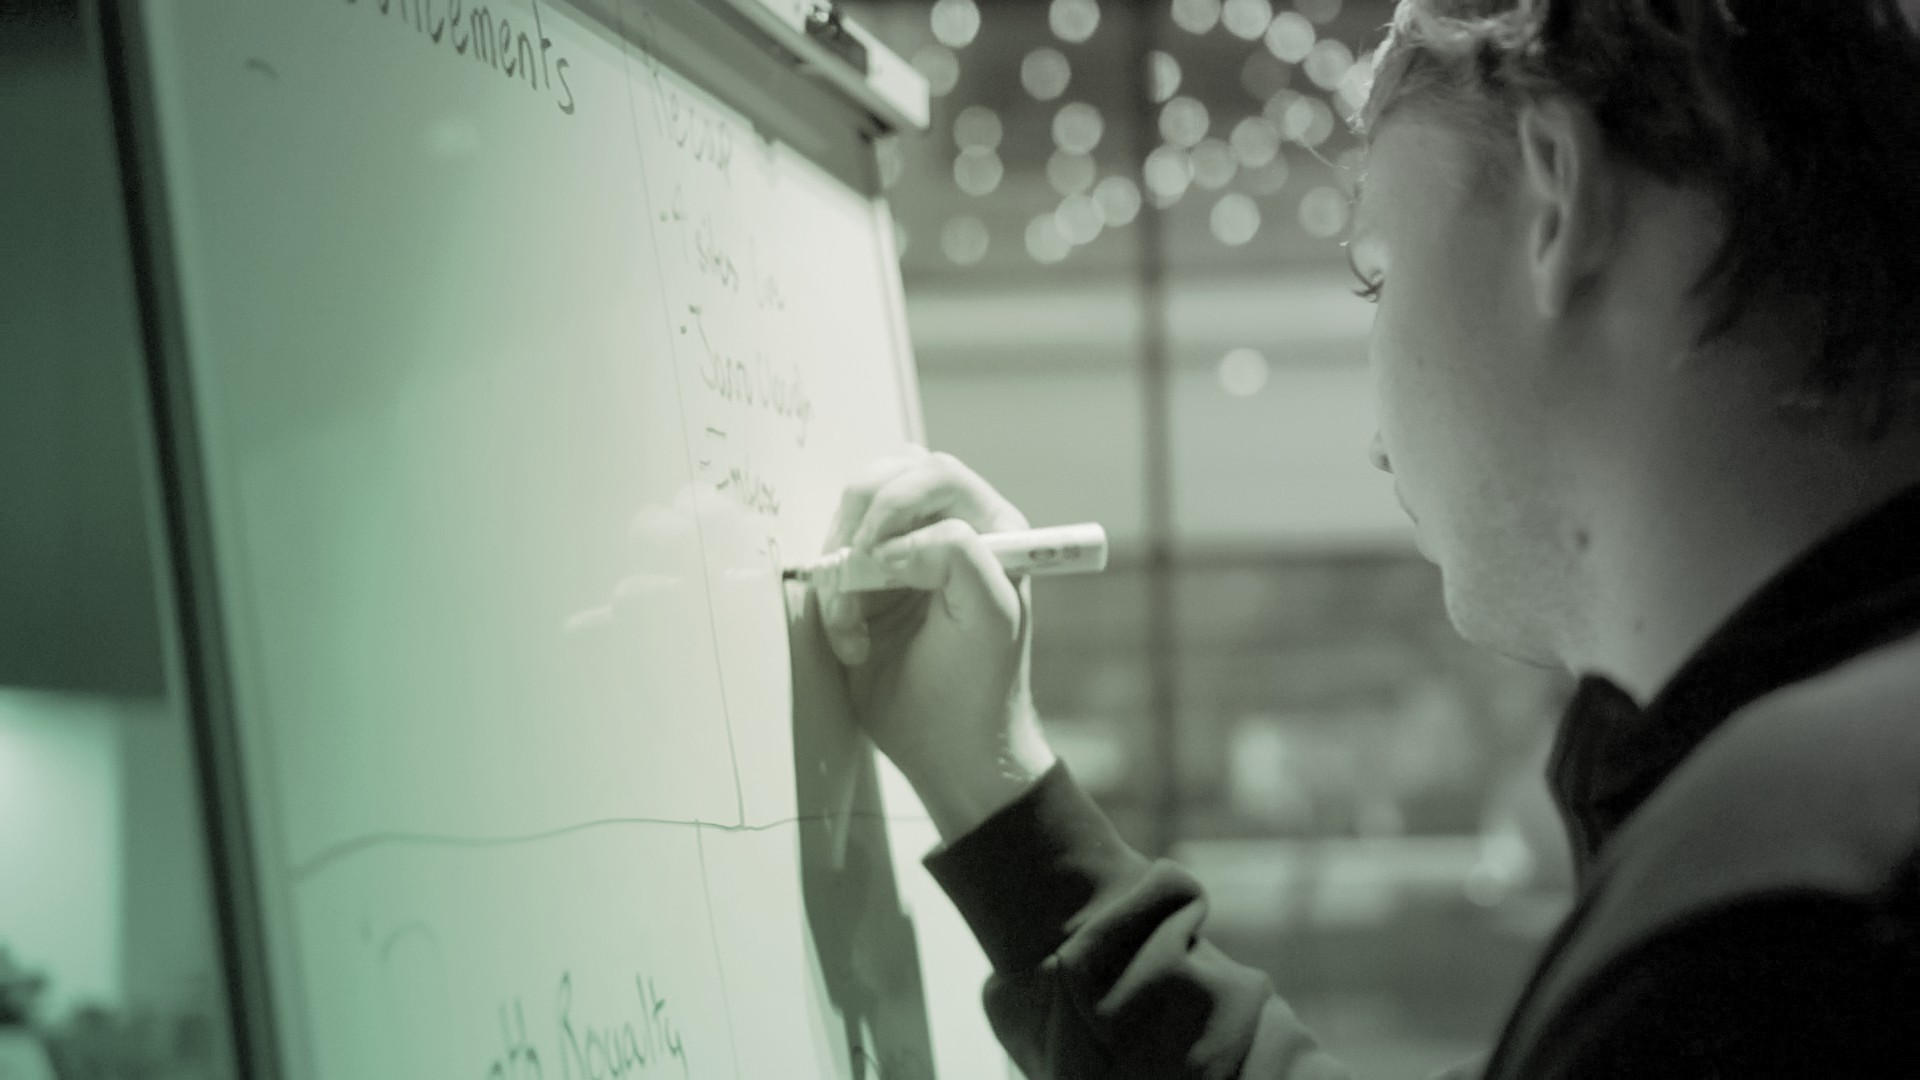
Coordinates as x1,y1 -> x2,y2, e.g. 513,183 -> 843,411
813,1 -> 1920,1077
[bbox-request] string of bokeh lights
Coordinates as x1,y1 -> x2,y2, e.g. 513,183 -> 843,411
892,0 -> 1372,270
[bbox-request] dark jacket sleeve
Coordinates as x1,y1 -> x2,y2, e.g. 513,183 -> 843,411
923,762 -> 1360,1080
1508,890 -> 1920,1079
923,764 -> 1920,1079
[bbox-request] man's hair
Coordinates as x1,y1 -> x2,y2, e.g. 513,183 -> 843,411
1362,0 -> 1920,441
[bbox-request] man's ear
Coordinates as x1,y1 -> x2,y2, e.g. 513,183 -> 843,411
1516,98 -> 1616,319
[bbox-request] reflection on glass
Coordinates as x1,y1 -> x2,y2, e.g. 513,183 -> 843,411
0,691 -> 233,1079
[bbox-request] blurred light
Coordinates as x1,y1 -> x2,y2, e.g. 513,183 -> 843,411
1021,47 -> 1072,101
1304,39 -> 1354,90
1217,346 -> 1270,395
1229,115 -> 1281,167
929,0 -> 981,48
953,146 -> 1004,196
1093,174 -> 1142,226
1190,137 -> 1237,190
1246,153 -> 1291,194
1143,144 -> 1194,204
1357,801 -> 1405,838
1279,94 -> 1335,146
893,216 -> 909,258
1297,0 -> 1344,23
1262,87 -> 1301,128
1055,193 -> 1106,245
1210,193 -> 1262,246
876,136 -> 906,188
1298,184 -> 1348,238
1171,0 -> 1222,35
1049,0 -> 1101,43
1265,11 -> 1315,63
1240,49 -> 1291,100
1465,828 -> 1533,907
1335,54 -> 1375,121
1053,101 -> 1105,153
940,215 -> 990,266
1149,50 -> 1182,103
911,45 -> 961,96
1221,0 -> 1272,40
1228,719 -> 1311,826
1159,95 -> 1210,147
1046,149 -> 1098,195
953,105 -> 1003,150
1025,213 -> 1072,263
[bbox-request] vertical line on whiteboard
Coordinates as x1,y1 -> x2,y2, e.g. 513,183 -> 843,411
618,9 -> 748,829
692,823 -> 744,1079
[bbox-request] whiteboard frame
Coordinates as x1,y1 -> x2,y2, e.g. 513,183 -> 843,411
710,0 -> 930,132
96,2 -> 292,1075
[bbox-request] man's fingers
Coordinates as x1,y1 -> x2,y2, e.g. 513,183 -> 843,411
822,445 -> 930,555
818,447 -> 929,665
819,450 -> 1025,666
850,452 -> 1027,553
818,589 -> 872,666
869,517 -> 1018,626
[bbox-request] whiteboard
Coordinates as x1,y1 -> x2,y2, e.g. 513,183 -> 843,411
123,1 -> 1002,1076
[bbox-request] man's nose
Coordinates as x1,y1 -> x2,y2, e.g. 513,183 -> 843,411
1368,432 -> 1392,474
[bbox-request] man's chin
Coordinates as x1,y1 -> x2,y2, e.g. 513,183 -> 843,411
1438,575 -> 1562,669
1409,520 -> 1436,564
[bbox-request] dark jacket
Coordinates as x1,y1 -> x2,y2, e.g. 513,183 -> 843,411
925,486 -> 1920,1078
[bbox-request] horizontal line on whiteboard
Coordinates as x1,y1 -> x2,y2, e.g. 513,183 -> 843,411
289,810 -> 930,882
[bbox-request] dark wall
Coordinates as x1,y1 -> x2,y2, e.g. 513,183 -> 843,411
1,2 -> 167,694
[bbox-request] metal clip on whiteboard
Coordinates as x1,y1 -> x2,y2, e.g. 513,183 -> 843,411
713,0 -> 930,131
803,3 -> 869,75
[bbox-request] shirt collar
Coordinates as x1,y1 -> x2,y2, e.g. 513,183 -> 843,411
1547,482 -> 1920,879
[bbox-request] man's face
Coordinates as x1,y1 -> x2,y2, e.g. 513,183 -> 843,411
1349,113 -> 1586,667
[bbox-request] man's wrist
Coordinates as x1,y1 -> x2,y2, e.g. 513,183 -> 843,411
910,726 -> 1058,842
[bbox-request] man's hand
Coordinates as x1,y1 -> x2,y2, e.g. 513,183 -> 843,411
815,448 -> 1057,841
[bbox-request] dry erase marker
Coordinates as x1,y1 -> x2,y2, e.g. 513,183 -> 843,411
783,522 -> 1108,592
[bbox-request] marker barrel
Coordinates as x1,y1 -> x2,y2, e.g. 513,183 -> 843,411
980,523 -> 1109,576
788,522 -> 1109,592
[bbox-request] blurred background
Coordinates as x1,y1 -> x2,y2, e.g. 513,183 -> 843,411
0,1 -> 1575,1077
848,0 -> 1578,1073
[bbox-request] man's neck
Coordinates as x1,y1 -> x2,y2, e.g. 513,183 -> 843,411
1570,405 -> 1920,704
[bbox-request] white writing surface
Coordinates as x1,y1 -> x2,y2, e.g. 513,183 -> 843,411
132,1 -> 1001,1076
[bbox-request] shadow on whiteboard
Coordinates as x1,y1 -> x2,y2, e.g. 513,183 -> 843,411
787,582 -> 936,1080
